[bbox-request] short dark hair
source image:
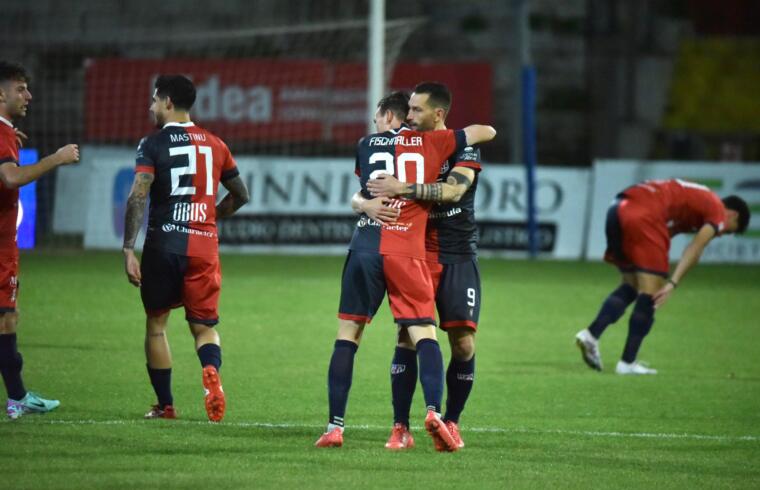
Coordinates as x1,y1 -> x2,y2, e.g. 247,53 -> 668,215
377,91 -> 409,121
413,81 -> 452,115
0,61 -> 29,84
154,75 -> 196,111
722,195 -> 750,234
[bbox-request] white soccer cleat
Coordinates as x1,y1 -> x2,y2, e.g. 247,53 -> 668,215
575,329 -> 603,371
615,360 -> 657,375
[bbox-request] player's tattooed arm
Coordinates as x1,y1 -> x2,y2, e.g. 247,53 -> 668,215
217,175 -> 250,218
367,167 -> 474,203
123,172 -> 154,250
122,171 -> 153,287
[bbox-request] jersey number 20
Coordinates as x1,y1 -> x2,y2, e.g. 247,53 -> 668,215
369,152 -> 425,183
169,145 -> 214,196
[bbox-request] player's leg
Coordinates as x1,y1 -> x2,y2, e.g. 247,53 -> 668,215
443,327 -> 474,448
183,255 -> 225,421
577,199 -> 639,370
387,325 -> 417,449
436,259 -> 479,445
406,324 -> 457,451
0,312 -> 26,403
616,271 -> 661,375
575,272 -> 638,371
386,259 -> 441,448
140,248 -> 182,419
1,259 -> 59,419
317,251 -> 384,447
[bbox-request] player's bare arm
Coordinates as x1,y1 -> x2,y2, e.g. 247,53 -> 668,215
216,175 -> 250,219
350,190 -> 400,224
653,223 -> 716,308
463,125 -> 496,146
367,167 -> 475,203
122,171 -> 154,287
0,144 -> 78,189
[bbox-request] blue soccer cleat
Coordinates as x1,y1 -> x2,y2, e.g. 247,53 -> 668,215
6,391 -> 60,420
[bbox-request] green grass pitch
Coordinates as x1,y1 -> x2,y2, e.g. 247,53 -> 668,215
1,252 -> 759,489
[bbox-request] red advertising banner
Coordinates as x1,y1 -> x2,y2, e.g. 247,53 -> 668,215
85,59 -> 492,145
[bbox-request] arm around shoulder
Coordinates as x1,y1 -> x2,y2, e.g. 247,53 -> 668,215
463,125 -> 496,146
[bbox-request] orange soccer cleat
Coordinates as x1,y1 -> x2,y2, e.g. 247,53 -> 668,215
202,366 -> 226,422
144,404 -> 177,419
315,427 -> 344,448
385,423 -> 415,450
424,410 -> 458,452
445,420 -> 465,449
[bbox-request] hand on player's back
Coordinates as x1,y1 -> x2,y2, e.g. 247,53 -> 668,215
367,174 -> 405,198
54,144 -> 79,165
362,197 -> 400,224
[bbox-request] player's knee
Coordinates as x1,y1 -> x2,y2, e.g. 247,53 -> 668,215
449,330 -> 475,361
396,327 -> 415,350
337,320 -> 364,345
0,312 -> 19,333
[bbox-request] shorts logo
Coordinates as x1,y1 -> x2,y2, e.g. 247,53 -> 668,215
9,275 -> 17,302
162,223 -> 176,232
390,364 -> 406,375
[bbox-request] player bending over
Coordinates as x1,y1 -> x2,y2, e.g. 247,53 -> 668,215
575,179 -> 749,374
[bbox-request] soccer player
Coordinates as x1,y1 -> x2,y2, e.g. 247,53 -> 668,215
575,179 -> 750,374
0,60 -> 79,419
122,75 -> 249,421
362,82 -> 482,450
314,90 -> 495,451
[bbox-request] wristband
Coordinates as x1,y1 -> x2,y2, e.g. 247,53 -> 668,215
667,278 -> 678,288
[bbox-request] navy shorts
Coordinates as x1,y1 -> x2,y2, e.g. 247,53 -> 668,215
140,247 -> 221,325
338,250 -> 436,327
429,257 -> 481,330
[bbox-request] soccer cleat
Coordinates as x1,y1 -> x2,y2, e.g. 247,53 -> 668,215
144,404 -> 177,419
575,329 -> 603,371
6,392 -> 60,420
615,360 -> 657,375
445,420 -> 465,449
315,427 -> 344,448
385,423 -> 415,450
202,365 -> 226,422
424,410 -> 458,452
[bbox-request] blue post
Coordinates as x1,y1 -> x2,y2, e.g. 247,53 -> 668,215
18,148 -> 38,249
521,66 -> 538,257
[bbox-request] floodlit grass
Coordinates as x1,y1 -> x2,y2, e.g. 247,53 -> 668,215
2,252 -> 759,489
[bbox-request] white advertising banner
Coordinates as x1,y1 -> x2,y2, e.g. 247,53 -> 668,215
586,160 -> 760,263
61,146 -> 591,258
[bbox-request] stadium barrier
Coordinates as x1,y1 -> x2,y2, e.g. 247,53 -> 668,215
586,160 -> 760,263
54,151 -> 759,262
56,146 -> 591,258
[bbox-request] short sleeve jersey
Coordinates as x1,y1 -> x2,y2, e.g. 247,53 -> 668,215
621,179 -> 727,236
349,125 -> 466,259
135,122 -> 239,257
0,117 -> 20,256
425,144 -> 482,263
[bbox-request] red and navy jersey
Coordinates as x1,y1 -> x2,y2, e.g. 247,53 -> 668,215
0,117 -> 20,256
349,125 -> 466,259
621,179 -> 727,236
425,145 -> 482,264
135,122 -> 239,258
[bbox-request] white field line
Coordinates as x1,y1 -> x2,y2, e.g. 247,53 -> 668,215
5,418 -> 759,443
